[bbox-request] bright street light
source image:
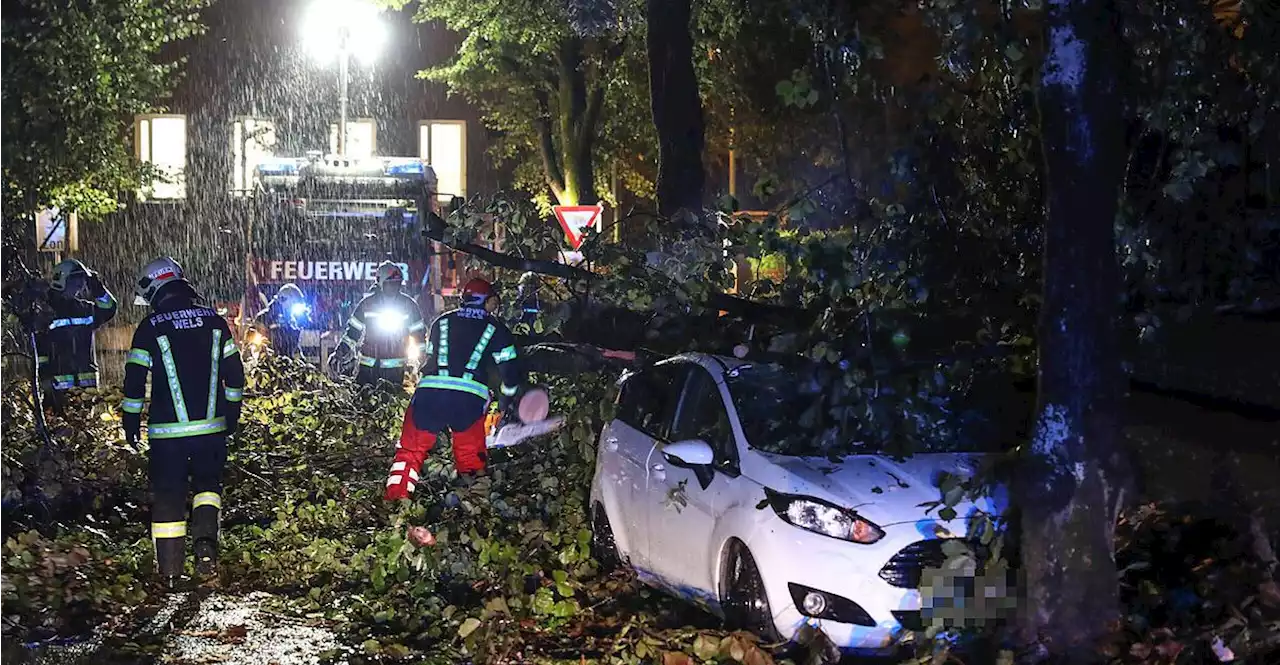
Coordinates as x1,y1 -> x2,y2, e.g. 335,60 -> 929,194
300,0 -> 388,157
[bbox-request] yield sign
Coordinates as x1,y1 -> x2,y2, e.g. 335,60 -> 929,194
553,204 -> 604,250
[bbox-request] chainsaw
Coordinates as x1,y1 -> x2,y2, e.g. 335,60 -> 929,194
485,386 -> 566,450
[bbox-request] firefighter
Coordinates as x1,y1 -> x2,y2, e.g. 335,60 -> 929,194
385,277 -> 524,498
513,271 -> 541,328
254,283 -> 310,357
330,261 -> 426,388
121,257 -> 245,586
35,259 -> 117,401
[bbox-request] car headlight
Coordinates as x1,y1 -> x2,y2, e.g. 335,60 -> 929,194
765,489 -> 885,545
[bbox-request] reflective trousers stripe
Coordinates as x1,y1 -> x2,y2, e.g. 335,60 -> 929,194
192,491 -> 222,510
122,398 -> 145,413
151,521 -> 187,538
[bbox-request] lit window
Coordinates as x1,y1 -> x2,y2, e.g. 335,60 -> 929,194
329,119 -> 376,159
418,120 -> 467,203
135,115 -> 187,200
232,117 -> 277,195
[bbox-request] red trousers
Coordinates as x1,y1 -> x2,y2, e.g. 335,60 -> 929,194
384,407 -> 487,500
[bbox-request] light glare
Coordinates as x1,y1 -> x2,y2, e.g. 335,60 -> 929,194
301,0 -> 388,65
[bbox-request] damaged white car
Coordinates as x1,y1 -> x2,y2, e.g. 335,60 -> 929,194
589,353 -> 1007,653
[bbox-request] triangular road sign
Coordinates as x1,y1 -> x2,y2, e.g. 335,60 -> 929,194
553,204 -> 604,250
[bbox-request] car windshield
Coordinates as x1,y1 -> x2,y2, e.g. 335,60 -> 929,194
723,362 -> 998,457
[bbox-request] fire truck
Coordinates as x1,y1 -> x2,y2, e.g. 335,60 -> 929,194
243,152 -> 454,365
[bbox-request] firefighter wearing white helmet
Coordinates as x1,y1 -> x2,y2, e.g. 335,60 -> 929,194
329,260 -> 426,388
35,258 -> 117,401
121,257 -> 246,588
254,283 -> 310,357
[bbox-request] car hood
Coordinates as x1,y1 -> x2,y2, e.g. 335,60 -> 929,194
743,450 -> 1007,531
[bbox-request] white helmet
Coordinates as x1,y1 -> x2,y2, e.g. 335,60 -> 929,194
134,256 -> 187,305
375,261 -> 405,291
277,283 -> 303,302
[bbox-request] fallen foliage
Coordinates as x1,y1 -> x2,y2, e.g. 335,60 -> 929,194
3,355 -> 1277,664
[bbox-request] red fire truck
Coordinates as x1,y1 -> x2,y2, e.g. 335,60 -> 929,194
242,152 -> 459,364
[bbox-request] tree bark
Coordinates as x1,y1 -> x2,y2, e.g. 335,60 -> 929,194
646,0 -> 705,217
1019,0 -> 1133,661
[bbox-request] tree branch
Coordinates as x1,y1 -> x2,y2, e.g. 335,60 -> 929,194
422,213 -> 816,325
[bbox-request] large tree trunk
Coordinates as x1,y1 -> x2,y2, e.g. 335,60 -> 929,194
1019,0 -> 1133,660
535,37 -> 607,207
646,0 -> 705,217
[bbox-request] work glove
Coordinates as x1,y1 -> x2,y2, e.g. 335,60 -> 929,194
122,412 -> 142,448
226,402 -> 241,438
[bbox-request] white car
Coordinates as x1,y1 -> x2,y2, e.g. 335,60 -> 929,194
589,353 -> 1007,653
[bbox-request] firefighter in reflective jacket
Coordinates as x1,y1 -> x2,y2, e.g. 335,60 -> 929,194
121,257 -> 245,586
35,259 -> 117,397
332,261 -> 426,387
385,278 -> 524,498
513,271 -> 541,327
254,283 -> 310,357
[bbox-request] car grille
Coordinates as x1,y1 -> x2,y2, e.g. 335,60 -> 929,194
878,539 -> 986,589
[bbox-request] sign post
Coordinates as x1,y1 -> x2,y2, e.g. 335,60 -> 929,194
552,204 -> 604,251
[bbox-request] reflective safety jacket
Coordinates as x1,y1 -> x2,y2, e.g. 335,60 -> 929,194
122,299 -> 246,439
36,285 -> 118,389
417,306 -> 523,403
340,290 -> 426,369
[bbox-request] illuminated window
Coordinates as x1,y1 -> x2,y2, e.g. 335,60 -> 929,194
418,120 -> 467,203
232,117 -> 277,195
135,115 -> 187,200
329,119 -> 376,159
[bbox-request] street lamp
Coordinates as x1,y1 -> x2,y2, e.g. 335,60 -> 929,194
301,0 -> 388,157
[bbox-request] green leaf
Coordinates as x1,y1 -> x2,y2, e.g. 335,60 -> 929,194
938,506 -> 958,521
457,617 -> 482,638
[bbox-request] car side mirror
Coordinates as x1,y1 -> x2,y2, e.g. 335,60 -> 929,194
664,439 -> 714,467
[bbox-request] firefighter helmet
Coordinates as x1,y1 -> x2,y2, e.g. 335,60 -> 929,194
134,256 -> 187,305
50,259 -> 90,292
460,277 -> 496,307
375,261 -> 405,290
277,283 -> 303,302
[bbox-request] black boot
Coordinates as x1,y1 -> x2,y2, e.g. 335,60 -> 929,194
194,538 -> 218,578
191,502 -> 221,579
155,537 -> 186,590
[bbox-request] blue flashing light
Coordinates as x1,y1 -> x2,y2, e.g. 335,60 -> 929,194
289,302 -> 310,318
385,160 -> 425,176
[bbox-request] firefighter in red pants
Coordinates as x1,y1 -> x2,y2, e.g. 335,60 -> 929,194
385,278 -> 523,499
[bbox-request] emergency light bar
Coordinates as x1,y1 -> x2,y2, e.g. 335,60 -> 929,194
254,155 -> 437,193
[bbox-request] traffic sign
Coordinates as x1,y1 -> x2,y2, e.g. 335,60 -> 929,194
35,207 -> 77,253
552,204 -> 604,250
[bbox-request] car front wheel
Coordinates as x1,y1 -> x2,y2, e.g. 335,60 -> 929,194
723,543 -> 781,642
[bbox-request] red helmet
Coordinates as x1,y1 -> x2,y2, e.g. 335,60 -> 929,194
460,277 -> 496,306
